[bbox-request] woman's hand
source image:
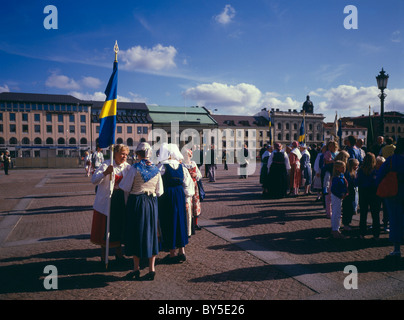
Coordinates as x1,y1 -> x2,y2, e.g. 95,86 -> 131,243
103,165 -> 114,176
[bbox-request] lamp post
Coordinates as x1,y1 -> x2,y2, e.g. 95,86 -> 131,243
376,68 -> 389,137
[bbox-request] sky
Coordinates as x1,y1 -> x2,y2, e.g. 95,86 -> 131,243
0,0 -> 403,122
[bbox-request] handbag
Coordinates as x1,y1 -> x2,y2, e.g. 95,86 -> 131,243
197,179 -> 205,201
376,159 -> 398,198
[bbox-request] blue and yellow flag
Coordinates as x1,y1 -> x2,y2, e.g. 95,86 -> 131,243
298,117 -> 305,143
98,60 -> 118,148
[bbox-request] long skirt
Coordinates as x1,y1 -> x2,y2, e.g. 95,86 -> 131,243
265,163 -> 288,199
158,185 -> 189,250
90,189 -> 125,248
124,193 -> 159,258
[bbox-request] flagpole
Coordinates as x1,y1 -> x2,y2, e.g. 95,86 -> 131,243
303,111 -> 306,144
105,41 -> 119,270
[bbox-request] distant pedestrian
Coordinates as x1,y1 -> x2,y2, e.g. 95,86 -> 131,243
84,151 -> 92,177
207,145 -> 217,182
238,144 -> 249,179
2,151 -> 11,175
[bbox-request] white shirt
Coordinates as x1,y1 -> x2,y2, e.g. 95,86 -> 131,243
92,160 -> 131,216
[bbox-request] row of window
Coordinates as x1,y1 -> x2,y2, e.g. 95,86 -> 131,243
275,122 -> 322,131
0,102 -> 89,113
385,126 -> 402,133
95,125 -> 149,134
0,137 -> 141,147
1,113 -> 87,123
2,124 -> 87,134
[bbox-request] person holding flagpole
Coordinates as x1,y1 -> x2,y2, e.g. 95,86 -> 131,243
90,144 -> 131,265
90,41 -> 120,269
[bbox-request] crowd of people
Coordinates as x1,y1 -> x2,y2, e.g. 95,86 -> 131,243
260,136 -> 404,257
89,141 -> 203,281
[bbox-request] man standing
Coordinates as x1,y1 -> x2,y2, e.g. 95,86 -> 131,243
238,144 -> 249,179
3,151 -> 11,175
207,145 -> 217,182
92,146 -> 104,173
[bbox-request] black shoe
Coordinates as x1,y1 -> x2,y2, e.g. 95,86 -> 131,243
125,270 -> 140,280
195,225 -> 202,231
177,254 -> 186,262
143,271 -> 155,281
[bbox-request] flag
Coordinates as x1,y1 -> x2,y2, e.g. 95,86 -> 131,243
298,117 -> 305,143
98,60 -> 118,148
268,114 -> 272,146
367,106 -> 374,150
337,118 -> 342,147
331,112 -> 338,140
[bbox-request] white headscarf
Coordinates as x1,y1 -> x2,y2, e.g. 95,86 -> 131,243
157,143 -> 183,163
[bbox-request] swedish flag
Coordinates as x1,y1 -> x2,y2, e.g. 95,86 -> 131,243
298,118 -> 305,143
98,60 -> 118,148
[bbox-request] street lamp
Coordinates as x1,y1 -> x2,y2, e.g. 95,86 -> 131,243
376,68 -> 389,137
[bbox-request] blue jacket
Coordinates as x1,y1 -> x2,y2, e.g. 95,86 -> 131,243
331,174 -> 348,199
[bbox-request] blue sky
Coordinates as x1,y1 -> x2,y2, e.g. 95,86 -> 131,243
1,0 -> 403,122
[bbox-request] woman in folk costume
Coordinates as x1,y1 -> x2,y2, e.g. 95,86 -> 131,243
157,143 -> 194,263
90,144 -> 131,264
299,144 -> 312,195
288,141 -> 302,196
265,143 -> 291,199
119,142 -> 163,281
182,148 -> 202,236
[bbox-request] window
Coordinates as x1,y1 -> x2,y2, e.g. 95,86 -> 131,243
46,138 -> 53,145
34,125 -> 41,133
137,127 -> 142,134
285,123 -> 289,130
10,113 -> 16,121
117,126 -> 122,133
96,126 -> 100,133
0,113 -> 2,121
47,125 -> 52,133
0,124 -> 2,132
34,114 -> 40,122
278,123 -> 282,130
58,125 -> 64,133
127,126 -> 132,134
46,114 -> 52,122
81,126 -> 86,134
58,114 -> 64,122
80,115 -> 86,123
69,125 -> 75,133
22,125 -> 29,133
22,113 -> 28,121
22,137 -> 30,145
34,138 -> 42,145
69,114 -> 75,122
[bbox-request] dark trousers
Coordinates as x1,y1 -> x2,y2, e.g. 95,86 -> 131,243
359,188 -> 380,237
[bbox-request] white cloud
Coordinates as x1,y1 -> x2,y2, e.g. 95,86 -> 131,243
81,76 -> 102,89
182,82 -> 404,122
0,84 -> 10,93
46,72 -> 80,90
119,44 -> 177,71
215,4 -> 236,25
45,72 -> 102,90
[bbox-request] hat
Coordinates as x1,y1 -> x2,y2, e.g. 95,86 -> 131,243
136,142 -> 152,158
274,143 -> 282,150
292,141 -> 299,148
300,143 -> 307,149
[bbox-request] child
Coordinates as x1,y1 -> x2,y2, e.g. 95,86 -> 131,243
342,159 -> 359,230
357,153 -> 380,240
322,141 -> 339,218
330,160 -> 348,238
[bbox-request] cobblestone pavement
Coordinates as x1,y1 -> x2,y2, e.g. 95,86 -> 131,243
0,164 -> 403,304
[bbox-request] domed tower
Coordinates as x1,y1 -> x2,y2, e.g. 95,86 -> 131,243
302,95 -> 314,114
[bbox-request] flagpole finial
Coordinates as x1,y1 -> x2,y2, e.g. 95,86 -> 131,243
114,40 -> 119,62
